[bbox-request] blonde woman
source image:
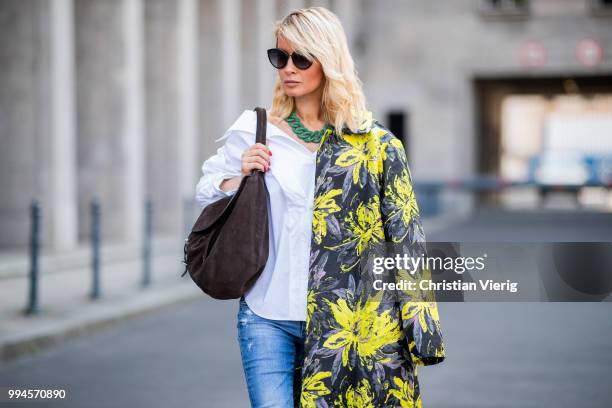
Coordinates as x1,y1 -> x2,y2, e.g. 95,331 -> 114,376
195,7 -> 445,408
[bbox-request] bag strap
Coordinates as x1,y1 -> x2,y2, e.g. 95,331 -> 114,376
254,107 -> 267,145
191,107 -> 267,236
182,107 -> 268,277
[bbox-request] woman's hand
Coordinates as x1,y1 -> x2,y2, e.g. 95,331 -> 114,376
219,143 -> 272,193
241,142 -> 272,175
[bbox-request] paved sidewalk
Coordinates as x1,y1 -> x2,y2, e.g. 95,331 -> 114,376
0,235 -> 203,363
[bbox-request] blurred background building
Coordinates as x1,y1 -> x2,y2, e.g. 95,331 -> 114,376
1,0 -> 611,253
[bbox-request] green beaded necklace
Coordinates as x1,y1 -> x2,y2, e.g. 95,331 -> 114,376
286,111 -> 334,143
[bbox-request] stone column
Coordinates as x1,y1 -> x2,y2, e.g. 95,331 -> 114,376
333,0 -> 355,48
0,0 -> 79,251
48,0 -> 78,251
178,0 -> 199,202
220,0 -> 240,127
75,0 -> 145,243
258,0 -> 276,106
198,0 -> 222,159
279,0 -> 303,17
122,0 -> 145,242
310,0 -> 331,11
240,0 -> 258,110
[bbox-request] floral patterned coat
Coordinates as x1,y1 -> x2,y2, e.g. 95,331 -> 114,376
298,113 -> 445,408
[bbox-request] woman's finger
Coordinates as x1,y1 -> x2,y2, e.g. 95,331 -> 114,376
246,155 -> 269,168
245,162 -> 266,173
242,158 -> 268,175
252,143 -> 271,156
252,149 -> 271,163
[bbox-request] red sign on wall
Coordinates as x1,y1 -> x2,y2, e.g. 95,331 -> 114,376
576,38 -> 603,67
519,40 -> 547,68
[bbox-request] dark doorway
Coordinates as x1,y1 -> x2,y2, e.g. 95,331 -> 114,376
386,110 -> 409,163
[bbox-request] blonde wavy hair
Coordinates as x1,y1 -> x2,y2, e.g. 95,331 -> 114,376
269,7 -> 368,134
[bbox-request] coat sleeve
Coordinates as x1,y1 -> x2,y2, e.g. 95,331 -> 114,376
194,129 -> 249,209
379,133 -> 446,367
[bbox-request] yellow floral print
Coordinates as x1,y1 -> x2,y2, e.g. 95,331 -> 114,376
334,379 -> 376,408
335,131 -> 384,187
306,289 -> 317,330
322,293 -> 401,371
312,188 -> 343,245
301,371 -> 332,408
324,195 -> 385,272
384,168 -> 419,241
300,116 -> 445,408
385,377 -> 422,408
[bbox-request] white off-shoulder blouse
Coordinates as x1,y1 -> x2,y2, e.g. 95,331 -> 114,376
195,109 -> 317,321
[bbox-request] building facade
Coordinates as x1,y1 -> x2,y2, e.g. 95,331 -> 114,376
1,0 -> 611,251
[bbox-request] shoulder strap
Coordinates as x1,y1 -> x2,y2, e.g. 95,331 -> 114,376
254,107 -> 267,144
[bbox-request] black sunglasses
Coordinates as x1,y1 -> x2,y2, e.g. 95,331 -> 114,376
267,48 -> 313,70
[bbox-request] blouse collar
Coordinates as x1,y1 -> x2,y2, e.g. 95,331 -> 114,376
215,109 -> 291,143
215,109 -> 375,143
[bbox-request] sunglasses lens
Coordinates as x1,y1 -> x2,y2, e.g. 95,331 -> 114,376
292,52 -> 313,70
267,49 -> 287,69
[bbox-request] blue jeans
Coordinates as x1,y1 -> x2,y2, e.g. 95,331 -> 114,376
236,296 -> 306,408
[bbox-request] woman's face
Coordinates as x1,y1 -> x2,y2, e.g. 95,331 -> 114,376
276,35 -> 324,99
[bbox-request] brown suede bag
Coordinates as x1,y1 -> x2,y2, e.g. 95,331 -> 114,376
182,107 -> 270,299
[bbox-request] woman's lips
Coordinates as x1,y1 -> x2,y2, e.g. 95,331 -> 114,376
284,81 -> 299,85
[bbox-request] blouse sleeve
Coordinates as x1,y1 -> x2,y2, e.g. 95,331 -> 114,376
379,132 -> 446,367
194,129 -> 251,209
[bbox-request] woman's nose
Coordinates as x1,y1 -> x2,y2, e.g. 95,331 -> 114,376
283,56 -> 297,73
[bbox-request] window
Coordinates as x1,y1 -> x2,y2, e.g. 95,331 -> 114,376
478,0 -> 530,19
589,0 -> 612,16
